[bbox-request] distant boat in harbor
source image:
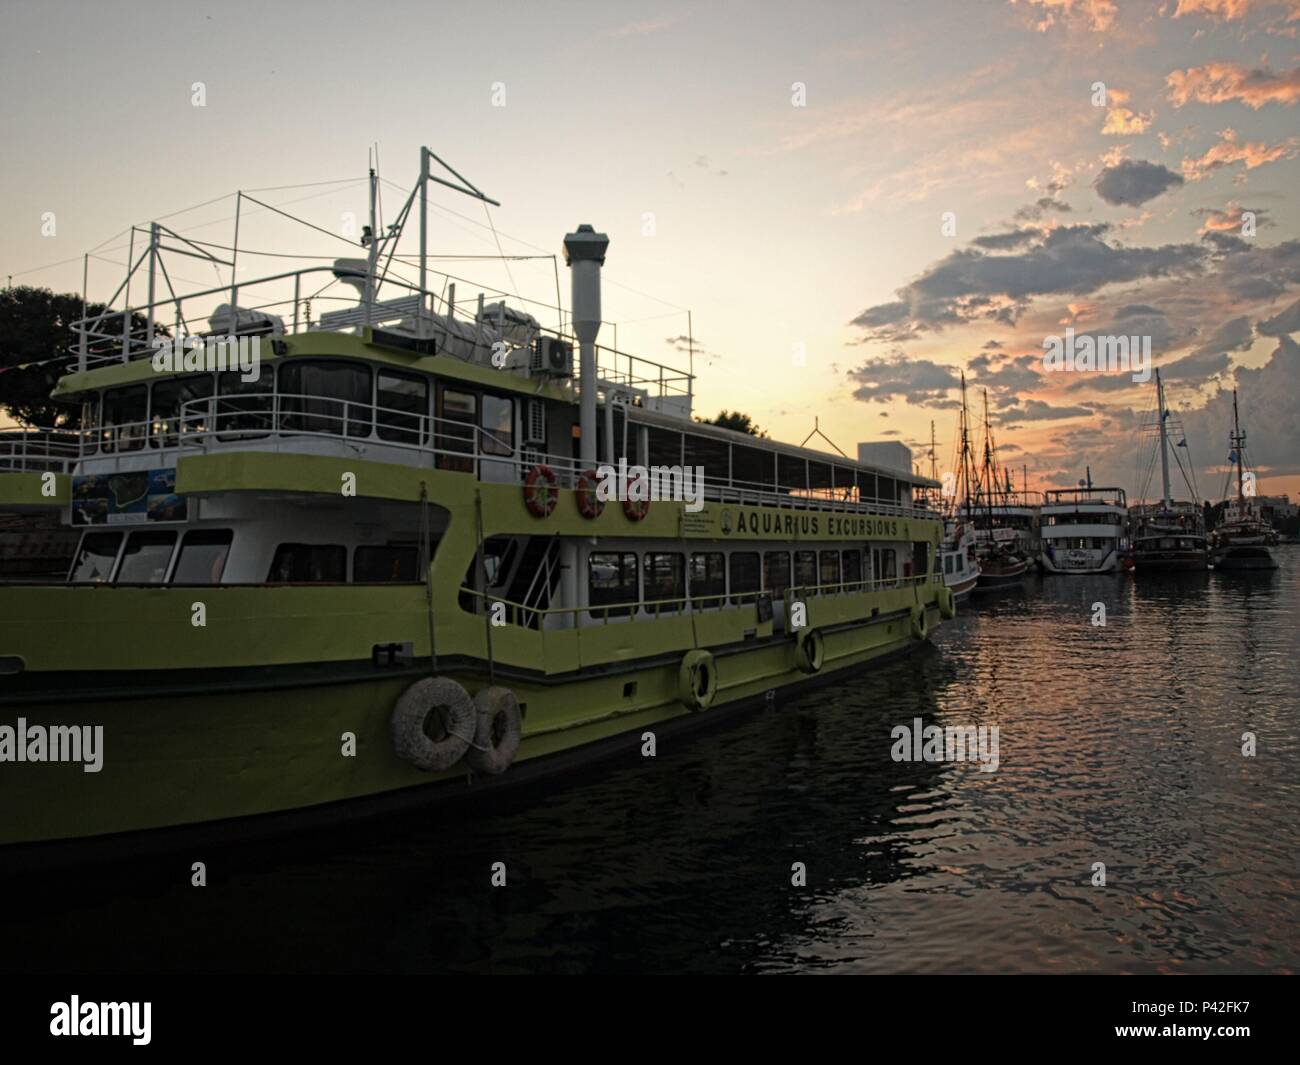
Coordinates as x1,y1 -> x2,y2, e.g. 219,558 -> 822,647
1129,369 -> 1208,573
1210,390 -> 1278,571
940,519 -> 980,601
1040,473 -> 1127,575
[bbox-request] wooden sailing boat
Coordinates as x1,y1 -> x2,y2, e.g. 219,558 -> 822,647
1129,369 -> 1208,572
956,378 -> 1029,589
1209,390 -> 1278,570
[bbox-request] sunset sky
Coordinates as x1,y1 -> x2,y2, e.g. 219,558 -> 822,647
1,0 -> 1297,501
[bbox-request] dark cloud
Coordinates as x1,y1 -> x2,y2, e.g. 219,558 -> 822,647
1093,159 -> 1185,207
1258,299 -> 1300,337
1189,315 -> 1253,360
972,228 -> 1039,250
846,353 -> 960,408
850,224 -> 1204,339
995,399 -> 1094,422
1014,197 -> 1072,222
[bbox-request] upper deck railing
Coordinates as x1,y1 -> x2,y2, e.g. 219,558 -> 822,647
1042,487 -> 1127,509
0,390 -> 940,522
64,264 -> 694,406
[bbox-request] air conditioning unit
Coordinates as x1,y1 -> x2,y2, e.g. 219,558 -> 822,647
524,399 -> 547,446
531,336 -> 573,377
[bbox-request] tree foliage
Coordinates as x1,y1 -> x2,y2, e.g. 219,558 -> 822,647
696,409 -> 767,437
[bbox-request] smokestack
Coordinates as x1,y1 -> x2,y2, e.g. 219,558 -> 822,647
564,224 -> 609,467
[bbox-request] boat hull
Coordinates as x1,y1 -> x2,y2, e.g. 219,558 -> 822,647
0,604 -> 937,852
1131,550 -> 1208,572
1211,546 -> 1278,570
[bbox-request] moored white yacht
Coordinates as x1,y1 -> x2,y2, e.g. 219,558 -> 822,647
1039,476 -> 1127,575
940,519 -> 980,601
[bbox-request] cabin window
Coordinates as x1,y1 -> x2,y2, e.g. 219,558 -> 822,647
643,552 -> 685,613
279,360 -> 372,437
115,530 -> 178,584
729,552 -> 760,605
843,549 -> 863,587
267,543 -> 346,583
763,551 -> 791,596
777,454 -> 806,493
376,370 -> 428,445
794,550 -> 817,590
878,476 -> 897,505
480,394 -> 514,457
874,547 -> 898,584
80,394 -> 100,455
102,384 -> 148,452
732,444 -> 770,494
912,541 -> 931,577
647,426 -> 683,467
690,552 -> 726,607
589,551 -> 638,618
151,375 -> 214,447
944,555 -> 954,575
436,385 -> 477,472
171,530 -> 233,584
355,545 -> 419,583
819,550 -> 841,591
68,531 -> 123,583
216,363 -> 274,438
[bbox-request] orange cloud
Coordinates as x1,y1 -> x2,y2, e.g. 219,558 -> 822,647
1180,128 -> 1297,179
1166,61 -> 1300,109
1010,0 -> 1118,33
1172,0 -> 1300,21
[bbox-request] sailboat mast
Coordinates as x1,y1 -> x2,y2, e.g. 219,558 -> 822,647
1232,389 -> 1245,505
1157,369 -> 1172,509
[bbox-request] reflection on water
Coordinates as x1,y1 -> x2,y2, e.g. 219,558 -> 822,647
3,554 -> 1298,973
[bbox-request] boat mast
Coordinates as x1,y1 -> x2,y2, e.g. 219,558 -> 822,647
1231,389 -> 1246,506
1156,368 -> 1172,510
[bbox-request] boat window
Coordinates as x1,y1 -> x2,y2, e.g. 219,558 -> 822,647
480,394 -> 514,457
690,552 -> 726,607
376,370 -> 428,445
777,454 -> 806,493
809,462 -> 833,492
819,550 -> 841,591
729,552 -> 760,605
279,360 -> 372,437
354,545 -> 419,583
80,393 -> 100,455
912,541 -> 931,576
68,531 -> 123,583
843,549 -> 863,587
436,385 -> 477,472
151,375 -> 214,447
859,472 -> 877,504
171,530 -> 233,584
794,550 -> 817,590
589,551 -> 638,618
874,547 -> 898,584
763,550 -> 791,596
732,444 -> 771,494
646,426 -> 683,467
216,362 -> 274,438
116,530 -> 178,584
267,543 -> 346,583
878,476 -> 897,505
644,552 -> 685,613
101,384 -> 148,453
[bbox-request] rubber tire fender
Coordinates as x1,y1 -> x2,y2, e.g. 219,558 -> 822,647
910,603 -> 930,640
392,676 -> 475,772
678,649 -> 718,712
938,585 -> 956,620
465,685 -> 523,775
794,627 -> 824,675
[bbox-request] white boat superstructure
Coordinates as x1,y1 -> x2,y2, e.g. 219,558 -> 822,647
940,520 -> 980,601
1039,485 -> 1127,575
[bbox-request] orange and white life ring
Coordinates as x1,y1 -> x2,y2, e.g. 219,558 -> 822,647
523,465 -> 558,518
574,468 -> 605,519
622,495 -> 650,522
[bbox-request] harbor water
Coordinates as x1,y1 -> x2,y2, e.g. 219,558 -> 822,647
4,552 -> 1297,974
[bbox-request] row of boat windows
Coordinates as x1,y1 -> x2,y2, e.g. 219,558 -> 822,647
80,361 -> 913,503
586,545 -> 927,616
68,530 -> 420,584
81,360 -> 515,463
1040,514 -> 1122,526
1047,537 -> 1118,550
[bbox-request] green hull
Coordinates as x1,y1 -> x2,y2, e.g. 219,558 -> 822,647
1,599 -> 934,848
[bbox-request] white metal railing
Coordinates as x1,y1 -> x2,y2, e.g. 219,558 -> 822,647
0,429 -> 82,474
8,396 -> 942,522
